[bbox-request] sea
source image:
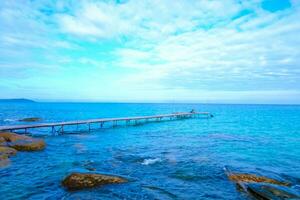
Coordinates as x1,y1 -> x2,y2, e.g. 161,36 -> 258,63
0,102 -> 299,199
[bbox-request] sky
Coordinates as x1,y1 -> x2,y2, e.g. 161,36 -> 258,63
0,0 -> 300,104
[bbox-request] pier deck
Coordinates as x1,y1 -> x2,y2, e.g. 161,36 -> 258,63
0,112 -> 212,134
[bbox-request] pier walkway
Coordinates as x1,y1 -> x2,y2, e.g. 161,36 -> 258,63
0,112 -> 212,134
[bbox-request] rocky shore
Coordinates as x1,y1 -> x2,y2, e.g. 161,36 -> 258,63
0,132 -> 45,167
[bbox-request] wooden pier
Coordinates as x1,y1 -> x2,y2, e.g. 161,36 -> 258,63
0,112 -> 212,134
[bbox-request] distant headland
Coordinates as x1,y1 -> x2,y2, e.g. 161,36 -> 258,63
0,98 -> 35,103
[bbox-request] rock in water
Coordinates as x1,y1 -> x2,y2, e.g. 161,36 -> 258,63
18,117 -> 41,122
62,173 -> 127,190
0,132 -> 45,151
0,137 -> 6,146
224,166 -> 290,186
0,153 -> 8,160
0,154 -> 10,167
0,146 -> 17,156
9,139 -> 45,151
244,182 -> 300,199
228,173 -> 290,186
0,132 -> 30,142
0,146 -> 17,168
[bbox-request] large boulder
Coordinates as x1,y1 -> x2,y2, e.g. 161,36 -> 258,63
62,173 -> 127,190
0,132 -> 45,151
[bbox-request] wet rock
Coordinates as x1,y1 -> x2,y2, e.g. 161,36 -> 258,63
0,147 -> 16,168
18,117 -> 41,122
0,153 -> 8,160
0,154 -> 10,167
0,132 -> 45,151
0,146 -> 17,156
228,173 -> 290,186
224,167 -> 290,186
241,182 -> 300,199
62,173 -> 127,190
0,132 -> 30,142
9,139 -> 45,151
0,137 -> 6,146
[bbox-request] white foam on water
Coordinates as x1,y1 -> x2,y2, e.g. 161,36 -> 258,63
3,118 -> 16,122
141,158 -> 162,165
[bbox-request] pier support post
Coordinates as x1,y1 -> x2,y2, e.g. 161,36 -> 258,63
52,126 -> 56,135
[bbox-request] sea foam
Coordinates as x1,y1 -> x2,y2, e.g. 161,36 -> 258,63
141,158 -> 162,165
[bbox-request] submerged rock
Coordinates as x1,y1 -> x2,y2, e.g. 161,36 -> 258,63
0,146 -> 17,168
224,167 -> 299,199
0,154 -> 10,167
240,182 -> 300,199
0,132 -> 45,151
18,117 -> 41,122
62,173 -> 127,190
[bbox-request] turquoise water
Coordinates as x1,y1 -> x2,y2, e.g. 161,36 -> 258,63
0,103 -> 300,199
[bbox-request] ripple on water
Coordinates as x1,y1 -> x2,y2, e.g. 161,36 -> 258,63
1,103 -> 300,200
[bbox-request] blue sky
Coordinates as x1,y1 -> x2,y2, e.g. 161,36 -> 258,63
0,0 -> 300,104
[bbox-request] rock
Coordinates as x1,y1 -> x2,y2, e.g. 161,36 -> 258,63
0,132 -> 31,142
0,146 -> 17,156
0,154 -> 10,167
0,132 -> 45,151
224,166 -> 290,186
62,173 -> 127,190
0,137 -> 6,146
241,182 -> 300,199
0,147 -> 17,168
18,117 -> 41,122
9,139 -> 45,151
228,173 -> 290,186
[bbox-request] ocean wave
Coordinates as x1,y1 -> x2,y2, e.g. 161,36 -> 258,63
141,158 -> 162,165
3,118 -> 17,122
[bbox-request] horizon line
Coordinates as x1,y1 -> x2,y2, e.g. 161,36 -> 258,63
1,98 -> 299,106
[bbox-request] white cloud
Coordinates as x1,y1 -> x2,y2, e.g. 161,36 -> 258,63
1,0 -> 300,102
109,2 -> 300,93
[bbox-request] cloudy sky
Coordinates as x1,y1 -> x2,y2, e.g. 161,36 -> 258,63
0,0 -> 299,103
